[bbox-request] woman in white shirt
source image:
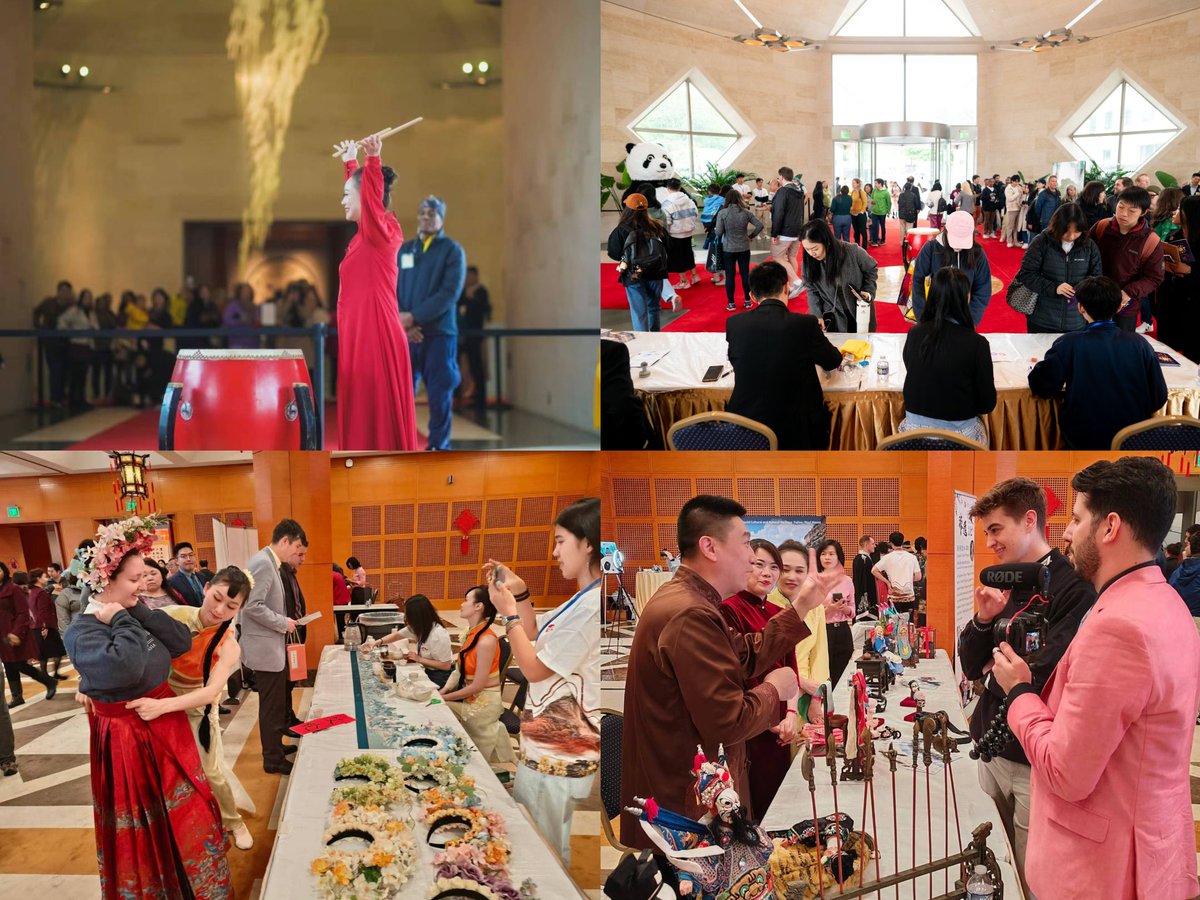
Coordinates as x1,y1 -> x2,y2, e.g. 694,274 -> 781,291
485,498 -> 600,865
361,594 -> 454,687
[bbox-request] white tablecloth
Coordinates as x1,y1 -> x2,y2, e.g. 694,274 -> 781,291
634,570 -> 673,615
261,645 -> 584,900
760,650 -> 1024,900
622,330 -> 1199,394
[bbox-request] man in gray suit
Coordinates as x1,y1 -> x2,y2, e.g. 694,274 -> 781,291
241,518 -> 307,775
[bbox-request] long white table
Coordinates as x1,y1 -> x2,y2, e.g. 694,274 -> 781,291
617,330 -> 1200,449
760,650 -> 1024,900
260,645 -> 585,900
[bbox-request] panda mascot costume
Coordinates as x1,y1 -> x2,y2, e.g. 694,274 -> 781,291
621,140 -> 677,208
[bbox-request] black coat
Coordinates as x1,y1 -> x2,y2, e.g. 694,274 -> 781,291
167,570 -> 208,607
601,338 -> 655,450
957,549 -> 1095,764
770,184 -> 806,238
902,322 -> 997,421
897,188 -> 919,222
1028,323 -> 1169,449
1017,231 -> 1103,333
852,551 -> 879,613
725,301 -> 842,449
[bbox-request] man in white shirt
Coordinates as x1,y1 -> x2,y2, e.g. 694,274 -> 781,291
732,174 -> 753,198
1003,175 -> 1024,248
871,531 -> 922,615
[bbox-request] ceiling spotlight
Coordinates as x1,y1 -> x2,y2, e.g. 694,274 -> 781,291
734,33 -> 764,45
79,66 -> 89,77
60,63 -> 71,75
39,2 -> 50,8
478,61 -> 489,73
754,27 -> 782,42
462,62 -> 473,74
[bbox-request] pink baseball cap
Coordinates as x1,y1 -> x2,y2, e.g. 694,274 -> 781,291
945,211 -> 976,250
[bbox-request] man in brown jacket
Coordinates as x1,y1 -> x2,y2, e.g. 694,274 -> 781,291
619,495 -> 840,849
1087,185 -> 1164,333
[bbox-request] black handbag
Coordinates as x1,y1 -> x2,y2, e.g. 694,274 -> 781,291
604,850 -> 671,899
1005,274 -> 1039,315
706,233 -> 724,273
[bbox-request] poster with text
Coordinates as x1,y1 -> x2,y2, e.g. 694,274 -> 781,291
953,491 -> 976,680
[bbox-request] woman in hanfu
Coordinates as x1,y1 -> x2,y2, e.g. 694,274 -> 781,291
64,515 -> 233,899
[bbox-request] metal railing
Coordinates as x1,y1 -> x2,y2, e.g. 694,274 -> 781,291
0,324 -> 598,449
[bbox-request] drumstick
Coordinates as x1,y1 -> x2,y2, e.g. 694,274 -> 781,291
331,117 -> 424,156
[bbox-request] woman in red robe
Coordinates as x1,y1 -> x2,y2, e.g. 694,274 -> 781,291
719,538 -> 798,817
334,133 -> 420,450
64,518 -> 233,899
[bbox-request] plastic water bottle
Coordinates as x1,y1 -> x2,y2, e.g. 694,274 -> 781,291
966,864 -> 994,900
876,355 -> 890,382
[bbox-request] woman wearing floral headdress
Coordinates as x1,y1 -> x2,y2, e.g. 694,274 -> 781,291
63,516 -> 233,899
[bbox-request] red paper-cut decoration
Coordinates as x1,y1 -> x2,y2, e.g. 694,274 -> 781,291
1044,485 -> 1061,519
453,508 -> 480,556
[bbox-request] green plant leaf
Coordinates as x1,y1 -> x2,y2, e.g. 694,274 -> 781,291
600,174 -> 615,189
363,867 -> 382,884
1156,170 -> 1178,188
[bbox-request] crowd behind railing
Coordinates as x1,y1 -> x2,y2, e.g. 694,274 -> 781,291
26,270 -> 495,412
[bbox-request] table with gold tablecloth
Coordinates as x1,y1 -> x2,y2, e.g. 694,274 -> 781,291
619,330 -> 1200,450
634,569 -> 673,615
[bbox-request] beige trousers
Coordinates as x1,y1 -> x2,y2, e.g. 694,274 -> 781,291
977,755 -> 1034,898
1002,209 -> 1021,245
448,685 -> 515,765
186,706 -> 245,831
769,238 -> 801,284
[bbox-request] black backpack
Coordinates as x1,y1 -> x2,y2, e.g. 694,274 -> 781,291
621,228 -> 669,282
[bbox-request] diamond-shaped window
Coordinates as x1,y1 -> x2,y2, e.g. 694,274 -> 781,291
630,71 -> 752,177
1068,80 -> 1182,172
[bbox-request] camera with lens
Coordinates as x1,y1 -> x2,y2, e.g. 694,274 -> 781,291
979,563 -> 1052,658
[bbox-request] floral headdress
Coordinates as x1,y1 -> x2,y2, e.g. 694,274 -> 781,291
79,514 -> 166,595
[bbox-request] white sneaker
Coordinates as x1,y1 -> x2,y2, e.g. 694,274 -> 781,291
1019,243 -> 1029,249
232,822 -> 254,850
1136,322 -> 1153,334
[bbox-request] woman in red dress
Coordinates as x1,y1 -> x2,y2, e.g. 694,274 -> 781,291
64,517 -> 233,899
719,538 -> 799,816
334,133 -> 420,450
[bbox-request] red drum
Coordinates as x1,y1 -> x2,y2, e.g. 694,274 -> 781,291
159,349 -> 318,450
904,228 -> 940,264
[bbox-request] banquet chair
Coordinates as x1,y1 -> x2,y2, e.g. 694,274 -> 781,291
667,412 -> 778,451
599,708 -> 635,857
1111,415 -> 1200,450
877,428 -> 987,451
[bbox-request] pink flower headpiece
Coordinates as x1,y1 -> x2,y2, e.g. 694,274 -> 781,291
79,514 -> 165,594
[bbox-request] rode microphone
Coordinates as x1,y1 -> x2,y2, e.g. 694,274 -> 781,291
979,563 -> 1048,590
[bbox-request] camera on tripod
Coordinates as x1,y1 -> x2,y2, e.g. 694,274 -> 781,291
979,563 -> 1051,657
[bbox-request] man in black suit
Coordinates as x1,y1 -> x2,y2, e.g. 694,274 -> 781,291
280,539 -> 309,732
852,534 -> 880,617
725,261 -> 842,449
167,541 -> 209,607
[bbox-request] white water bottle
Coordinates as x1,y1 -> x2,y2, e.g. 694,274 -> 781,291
876,355 -> 890,381
966,864 -> 994,900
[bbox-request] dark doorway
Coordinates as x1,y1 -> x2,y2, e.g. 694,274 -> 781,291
183,221 -> 356,310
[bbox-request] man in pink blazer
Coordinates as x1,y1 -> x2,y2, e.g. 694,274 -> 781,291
993,457 -> 1200,899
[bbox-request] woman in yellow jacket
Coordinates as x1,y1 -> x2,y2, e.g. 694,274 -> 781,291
849,178 -> 871,250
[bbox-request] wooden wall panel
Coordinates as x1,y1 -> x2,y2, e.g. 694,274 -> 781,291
600,453 -> 929,582
0,464 -> 258,562
331,452 -> 599,611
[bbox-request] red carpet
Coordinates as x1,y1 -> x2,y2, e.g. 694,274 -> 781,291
66,405 -> 400,450
602,217 -> 1032,334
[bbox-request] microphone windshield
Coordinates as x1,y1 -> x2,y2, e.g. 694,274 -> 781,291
979,563 -> 1046,589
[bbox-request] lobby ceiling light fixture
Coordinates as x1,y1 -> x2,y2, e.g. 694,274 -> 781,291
439,61 -> 500,90
34,0 -> 64,10
994,0 -> 1102,52
109,451 -> 156,515
730,0 -> 816,52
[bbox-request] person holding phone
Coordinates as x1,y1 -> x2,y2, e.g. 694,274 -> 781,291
816,540 -> 856,688
483,497 -> 600,864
